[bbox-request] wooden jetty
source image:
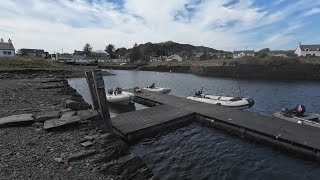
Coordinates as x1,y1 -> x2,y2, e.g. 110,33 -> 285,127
111,89 -> 320,161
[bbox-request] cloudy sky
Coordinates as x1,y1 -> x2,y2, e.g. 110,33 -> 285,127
0,0 -> 319,53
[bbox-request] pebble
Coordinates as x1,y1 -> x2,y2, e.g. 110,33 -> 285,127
67,166 -> 73,172
53,157 -> 63,163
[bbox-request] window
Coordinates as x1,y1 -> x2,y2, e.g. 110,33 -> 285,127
3,51 -> 7,55
7,51 -> 11,55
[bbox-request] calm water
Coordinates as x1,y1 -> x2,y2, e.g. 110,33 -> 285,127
68,69 -> 320,180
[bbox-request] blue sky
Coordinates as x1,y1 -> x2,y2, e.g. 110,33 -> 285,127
0,0 -> 319,53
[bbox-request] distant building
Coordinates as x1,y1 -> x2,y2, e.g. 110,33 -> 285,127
150,56 -> 162,62
233,50 -> 255,58
20,48 -> 48,57
57,53 -> 73,63
51,54 -> 57,61
109,57 -> 129,63
193,53 -> 206,61
0,38 -> 15,57
166,54 -> 182,61
294,44 -> 320,57
73,55 -> 86,63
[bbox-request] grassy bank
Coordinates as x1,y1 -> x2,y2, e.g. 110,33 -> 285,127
0,56 -> 61,69
145,57 -> 320,67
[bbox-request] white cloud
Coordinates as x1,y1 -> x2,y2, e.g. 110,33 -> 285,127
0,0 -> 316,53
305,7 -> 320,16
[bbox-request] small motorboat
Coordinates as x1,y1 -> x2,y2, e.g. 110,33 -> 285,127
106,87 -> 135,105
273,105 -> 320,128
187,90 -> 254,109
142,83 -> 171,94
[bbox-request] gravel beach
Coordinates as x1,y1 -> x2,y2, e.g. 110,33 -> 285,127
0,68 -> 155,180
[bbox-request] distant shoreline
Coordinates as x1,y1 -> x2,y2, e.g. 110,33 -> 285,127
99,58 -> 320,81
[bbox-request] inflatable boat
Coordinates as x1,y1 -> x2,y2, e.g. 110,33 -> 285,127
143,83 -> 171,94
106,87 -> 135,105
187,92 -> 254,109
273,105 -> 320,128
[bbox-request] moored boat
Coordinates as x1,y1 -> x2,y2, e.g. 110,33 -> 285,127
142,83 -> 171,94
187,90 -> 254,109
106,87 -> 135,105
273,105 -> 320,128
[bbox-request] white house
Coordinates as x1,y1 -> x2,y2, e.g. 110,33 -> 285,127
294,44 -> 320,57
0,38 -> 15,57
73,55 -> 86,63
109,57 -> 129,63
166,54 -> 182,61
233,50 -> 255,58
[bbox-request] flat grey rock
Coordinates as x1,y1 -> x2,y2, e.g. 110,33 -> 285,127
84,135 -> 94,140
43,116 -> 81,130
35,111 -> 60,123
77,109 -> 99,120
60,111 -> 76,118
60,108 -> 72,113
0,114 -> 34,127
80,141 -> 93,147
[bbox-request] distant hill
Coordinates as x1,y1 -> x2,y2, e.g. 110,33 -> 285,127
116,41 -> 230,58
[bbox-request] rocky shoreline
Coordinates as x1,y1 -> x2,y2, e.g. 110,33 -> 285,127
100,63 -> 320,80
0,70 -> 156,180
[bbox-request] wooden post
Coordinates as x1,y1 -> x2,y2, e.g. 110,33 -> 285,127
85,71 -> 99,110
92,70 -> 113,132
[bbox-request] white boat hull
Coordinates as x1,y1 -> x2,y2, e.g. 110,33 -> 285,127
106,91 -> 135,105
273,112 -> 320,128
143,87 -> 171,94
187,94 -> 254,109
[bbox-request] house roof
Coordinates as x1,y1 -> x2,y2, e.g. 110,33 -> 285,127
233,50 -> 254,54
0,42 -> 15,50
300,45 -> 320,51
20,48 -> 45,54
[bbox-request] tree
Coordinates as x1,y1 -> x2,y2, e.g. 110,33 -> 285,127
129,43 -> 141,63
83,43 -> 92,56
258,48 -> 270,53
105,44 -> 117,59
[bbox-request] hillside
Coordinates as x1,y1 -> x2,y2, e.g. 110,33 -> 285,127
116,41 -> 230,58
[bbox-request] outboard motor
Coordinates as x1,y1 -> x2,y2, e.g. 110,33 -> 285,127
107,88 -> 113,95
246,98 -> 255,108
195,90 -> 202,97
115,87 -> 122,94
292,104 -> 306,117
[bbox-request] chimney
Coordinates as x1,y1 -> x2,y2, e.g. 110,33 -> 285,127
8,38 -> 12,43
0,38 -> 3,43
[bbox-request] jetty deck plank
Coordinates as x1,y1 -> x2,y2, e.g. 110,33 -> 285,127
111,105 -> 193,138
126,89 -> 320,150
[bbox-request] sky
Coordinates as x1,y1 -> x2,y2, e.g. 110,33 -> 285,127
0,0 -> 320,53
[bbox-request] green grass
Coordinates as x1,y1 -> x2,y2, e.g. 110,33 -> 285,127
0,56 -> 62,68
